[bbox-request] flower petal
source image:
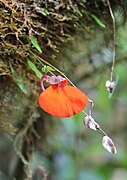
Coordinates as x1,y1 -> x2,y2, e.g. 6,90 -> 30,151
38,85 -> 88,117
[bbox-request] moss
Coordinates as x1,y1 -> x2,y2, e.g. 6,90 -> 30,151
0,1 -> 126,91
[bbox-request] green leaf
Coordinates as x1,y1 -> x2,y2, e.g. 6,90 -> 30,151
27,59 -> 42,78
46,66 -> 55,71
35,70 -> 43,79
75,7 -> 83,17
10,64 -> 29,95
10,63 -> 17,77
27,59 -> 38,72
16,78 -> 29,95
44,8 -> 49,16
91,14 -> 106,28
29,36 -> 42,53
42,65 -> 55,73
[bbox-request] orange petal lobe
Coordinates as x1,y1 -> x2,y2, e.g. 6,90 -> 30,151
38,85 -> 88,118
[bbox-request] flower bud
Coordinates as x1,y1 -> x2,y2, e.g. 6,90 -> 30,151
83,115 -> 100,131
102,136 -> 117,154
105,80 -> 116,94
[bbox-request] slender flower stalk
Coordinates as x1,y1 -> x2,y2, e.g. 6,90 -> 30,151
107,0 -> 116,82
29,53 -> 116,153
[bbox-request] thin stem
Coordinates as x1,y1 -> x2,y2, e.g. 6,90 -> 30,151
107,0 -> 116,82
82,110 -> 88,116
98,127 -> 107,136
49,70 -> 55,76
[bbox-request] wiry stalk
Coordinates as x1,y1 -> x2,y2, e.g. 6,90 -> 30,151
107,0 -> 116,82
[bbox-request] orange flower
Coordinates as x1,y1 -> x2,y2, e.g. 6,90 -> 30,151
38,76 -> 88,118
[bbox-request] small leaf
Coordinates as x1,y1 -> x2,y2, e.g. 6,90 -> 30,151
10,64 -> 29,95
28,59 -> 38,72
10,63 -> 17,77
35,70 -> 43,79
42,65 -> 55,73
46,66 -> 55,71
37,8 -> 49,16
16,78 -> 29,95
27,60 -> 42,78
75,7 -> 83,17
44,8 -> 49,16
91,14 -> 106,28
29,36 -> 42,53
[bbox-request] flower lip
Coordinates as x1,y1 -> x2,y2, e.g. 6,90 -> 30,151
40,75 -> 67,90
49,76 -> 66,85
